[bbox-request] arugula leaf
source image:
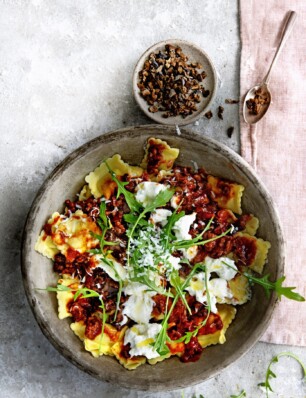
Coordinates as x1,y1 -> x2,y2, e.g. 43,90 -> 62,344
105,161 -> 142,213
170,264 -> 212,344
99,200 -> 108,227
124,213 -> 148,227
221,261 -> 305,302
42,284 -> 71,292
230,391 -> 246,398
130,270 -> 173,297
245,273 -> 305,302
163,209 -> 185,249
153,292 -> 174,356
170,270 -> 192,315
258,352 -> 306,397
143,187 -> 175,213
173,225 -> 232,250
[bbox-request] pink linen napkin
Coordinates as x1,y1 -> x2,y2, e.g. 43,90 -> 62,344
240,1 -> 306,346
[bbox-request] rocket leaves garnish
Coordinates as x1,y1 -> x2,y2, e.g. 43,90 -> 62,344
222,261 -> 305,302
230,392 -> 246,398
258,352 -> 306,397
105,161 -> 142,213
244,273 -> 305,302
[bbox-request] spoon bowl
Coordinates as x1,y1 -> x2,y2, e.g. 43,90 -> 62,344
243,83 -> 271,124
243,11 -> 297,125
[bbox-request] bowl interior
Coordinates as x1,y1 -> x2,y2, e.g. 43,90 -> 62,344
133,40 -> 217,126
22,125 -> 284,391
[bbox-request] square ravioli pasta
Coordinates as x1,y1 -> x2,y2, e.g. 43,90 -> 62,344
35,137 -> 271,369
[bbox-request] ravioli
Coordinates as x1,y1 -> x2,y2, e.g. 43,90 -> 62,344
85,154 -> 143,199
35,210 -> 101,260
208,175 -> 245,215
141,137 -> 179,175
35,137 -> 271,370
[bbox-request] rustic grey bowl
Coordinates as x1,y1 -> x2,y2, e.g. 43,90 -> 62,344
133,39 -> 217,126
21,125 -> 284,391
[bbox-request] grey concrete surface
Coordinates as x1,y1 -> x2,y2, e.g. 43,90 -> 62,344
0,1 -> 305,397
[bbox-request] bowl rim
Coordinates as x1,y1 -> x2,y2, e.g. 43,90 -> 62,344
21,125 -> 285,391
132,39 -> 218,126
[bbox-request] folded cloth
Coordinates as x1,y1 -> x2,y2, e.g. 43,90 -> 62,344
240,0 -> 306,346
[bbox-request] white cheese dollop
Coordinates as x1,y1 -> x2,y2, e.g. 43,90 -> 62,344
124,323 -> 162,359
185,272 -> 234,314
150,208 -> 172,227
122,282 -> 155,324
205,256 -> 237,280
167,255 -> 181,270
170,195 -> 180,209
95,255 -> 127,282
135,182 -> 168,207
180,245 -> 198,261
209,278 -> 233,303
172,213 -> 196,241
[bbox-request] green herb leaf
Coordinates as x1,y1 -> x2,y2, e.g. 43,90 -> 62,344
37,284 -> 71,292
230,391 -> 246,398
170,270 -> 192,315
221,261 -> 305,303
99,201 -> 108,227
143,187 -> 175,213
259,352 -> 306,397
173,225 -> 232,250
130,269 -> 173,297
124,213 -> 149,227
163,209 -> 185,249
105,161 -> 142,213
152,291 -> 173,356
245,273 -> 305,302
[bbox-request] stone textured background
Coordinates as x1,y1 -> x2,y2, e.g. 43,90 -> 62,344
0,1 -> 305,397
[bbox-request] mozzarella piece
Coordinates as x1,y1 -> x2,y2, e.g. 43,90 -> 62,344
95,255 -> 127,282
124,323 -> 162,359
205,257 -> 237,280
150,209 -> 172,226
172,213 -> 196,241
170,195 -> 180,209
167,255 -> 181,270
209,278 -> 233,303
122,282 -> 155,324
186,271 -> 207,303
180,245 -> 198,261
135,182 -> 168,207
185,272 -> 233,314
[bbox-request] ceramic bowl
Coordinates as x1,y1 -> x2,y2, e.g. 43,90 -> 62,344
133,40 -> 217,126
21,125 -> 284,391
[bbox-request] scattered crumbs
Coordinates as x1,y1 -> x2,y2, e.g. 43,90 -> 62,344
227,126 -> 234,138
175,124 -> 181,136
217,106 -> 224,120
225,98 -> 239,104
204,110 -> 213,119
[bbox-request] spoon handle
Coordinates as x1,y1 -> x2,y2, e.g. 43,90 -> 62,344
263,11 -> 297,85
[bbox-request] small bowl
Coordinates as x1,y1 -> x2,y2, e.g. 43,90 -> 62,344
21,125 -> 284,391
133,39 -> 217,126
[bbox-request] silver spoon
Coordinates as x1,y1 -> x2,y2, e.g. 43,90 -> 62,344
243,11 -> 297,124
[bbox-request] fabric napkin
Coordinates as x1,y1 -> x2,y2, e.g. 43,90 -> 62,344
240,0 -> 306,346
